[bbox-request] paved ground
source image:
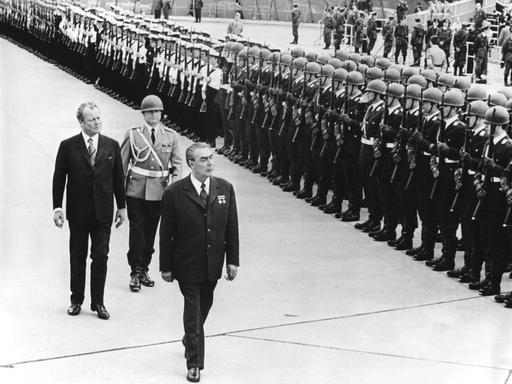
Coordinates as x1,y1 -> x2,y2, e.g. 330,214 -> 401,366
1,23 -> 512,384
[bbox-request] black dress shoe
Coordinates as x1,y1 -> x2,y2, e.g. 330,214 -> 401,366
310,195 -> 326,206
296,189 -> 313,199
267,169 -> 278,179
479,282 -> 500,296
322,201 -> 341,214
273,176 -> 288,186
374,229 -> 396,242
406,246 -> 423,256
414,250 -> 433,261
90,304 -> 110,320
282,183 -> 300,192
341,211 -> 360,222
354,219 -> 372,230
245,160 -> 257,169
369,226 -> 385,238
468,278 -> 490,291
504,298 -> 512,308
187,367 -> 200,382
140,271 -> 155,287
387,235 -> 402,247
67,303 -> 81,316
495,292 -> 512,303
433,259 -> 455,272
426,257 -> 443,267
447,266 -> 469,278
363,222 -> 381,233
459,272 -> 479,284
394,237 -> 413,251
252,164 -> 267,174
129,273 -> 141,291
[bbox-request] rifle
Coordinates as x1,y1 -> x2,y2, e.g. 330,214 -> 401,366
130,37 -> 141,81
472,109 -> 497,220
449,110 -> 471,212
121,32 -> 132,77
292,72 -> 307,143
178,46 -> 189,103
226,52 -> 237,120
279,62 -> 294,136
405,90 -> 424,190
146,44 -> 159,89
157,41 -> 168,92
239,50 -> 250,120
429,95 -> 446,200
390,86 -> 407,184
251,51 -> 263,125
319,73 -> 334,158
262,59 -> 275,129
333,81 -> 349,164
171,41 -> 182,97
200,50 -> 211,113
187,47 -> 200,107
370,88 -> 389,177
269,57 -> 281,130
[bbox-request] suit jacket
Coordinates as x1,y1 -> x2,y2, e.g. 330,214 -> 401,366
159,175 -> 239,282
52,133 -> 126,223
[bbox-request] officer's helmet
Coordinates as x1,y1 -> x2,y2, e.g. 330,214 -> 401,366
422,87 -> 442,104
387,82 -> 405,98
467,100 -> 489,117
407,74 -> 427,89
384,68 -> 401,83
366,79 -> 387,95
141,95 -> 163,112
442,89 -> 464,107
366,67 -> 384,81
346,70 -> 365,86
485,106 -> 510,125
488,93 -> 508,107
466,85 -> 488,101
328,58 -> 343,69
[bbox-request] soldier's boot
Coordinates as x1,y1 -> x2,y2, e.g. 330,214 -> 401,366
321,200 -> 342,214
479,281 -> 500,296
433,258 -> 455,272
494,292 -> 512,303
129,269 -> 142,292
310,195 -> 326,207
426,256 -> 444,267
369,226 -> 385,238
414,249 -> 434,261
447,265 -> 470,278
460,270 -> 479,284
373,228 -> 396,242
140,270 -> 155,287
468,275 -> 490,290
252,164 -> 267,174
354,218 -> 373,230
363,221 -> 381,233
295,188 -> 313,199
406,245 -> 423,256
340,208 -> 360,222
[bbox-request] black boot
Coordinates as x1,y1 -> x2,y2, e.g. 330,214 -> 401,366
340,209 -> 360,222
310,195 -> 327,207
322,200 -> 341,214
447,266 -> 469,278
373,228 -> 396,242
406,246 -> 423,256
354,219 -> 372,230
295,188 -> 312,199
414,249 -> 434,261
394,237 -> 413,251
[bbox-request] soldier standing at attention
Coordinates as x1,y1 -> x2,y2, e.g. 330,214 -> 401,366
437,20 -> 452,72
322,8 -> 334,50
382,16 -> 394,59
394,18 -> 409,65
473,2 -> 485,32
453,22 -> 468,76
501,33 -> 512,86
121,95 -> 183,292
410,18 -> 425,67
425,35 -> 447,73
474,22 -> 490,83
366,12 -> 378,55
290,4 -> 301,44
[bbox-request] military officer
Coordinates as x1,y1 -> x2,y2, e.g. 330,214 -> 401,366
453,22 -> 468,76
394,18 -> 409,65
425,35 -> 447,73
410,18 -> 425,67
120,95 -> 183,291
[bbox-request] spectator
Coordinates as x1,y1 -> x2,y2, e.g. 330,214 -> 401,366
290,3 -> 301,44
227,11 -> 243,36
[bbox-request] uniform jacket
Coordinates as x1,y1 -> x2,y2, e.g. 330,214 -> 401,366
437,28 -> 452,52
410,24 -> 425,46
52,133 -> 126,223
292,9 -> 301,25
366,18 -> 377,40
159,175 -> 239,282
453,28 -> 468,59
121,123 -> 183,201
502,37 -> 512,63
394,24 -> 409,46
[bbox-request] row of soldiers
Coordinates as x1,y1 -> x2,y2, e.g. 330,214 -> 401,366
2,1 -> 512,307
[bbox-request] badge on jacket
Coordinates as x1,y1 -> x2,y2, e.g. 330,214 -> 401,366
218,195 -> 226,204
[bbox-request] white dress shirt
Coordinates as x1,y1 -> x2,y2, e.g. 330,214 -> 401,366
82,131 -> 99,150
190,174 -> 210,196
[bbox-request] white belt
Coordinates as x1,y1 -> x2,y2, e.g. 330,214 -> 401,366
361,137 -> 375,146
422,151 -> 431,156
385,143 -> 395,149
467,170 -> 476,175
491,177 -> 501,183
442,158 -> 458,164
131,166 -> 169,178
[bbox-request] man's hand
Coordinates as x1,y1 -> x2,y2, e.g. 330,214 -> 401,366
53,209 -> 65,228
225,264 -> 238,281
115,208 -> 126,229
161,271 -> 175,282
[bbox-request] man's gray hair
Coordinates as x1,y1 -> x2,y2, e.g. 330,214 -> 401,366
76,102 -> 99,123
186,142 -> 211,167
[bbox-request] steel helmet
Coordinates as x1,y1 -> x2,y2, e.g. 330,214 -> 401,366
333,68 -> 349,82
346,70 -> 365,86
141,95 -> 163,111
467,85 -> 488,101
388,63 -> 403,73
420,68 -> 437,84
366,66 -> 384,81
305,51 -> 318,62
238,47 -> 248,60
305,61 -> 321,75
320,64 -> 335,78
348,52 -> 362,63
467,100 -> 489,117
375,57 -> 392,70
498,88 -> 512,100
317,53 -> 331,65
454,76 -> 471,91
407,74 -> 427,89
506,99 -> 512,111
292,57 -> 307,70
231,42 -> 245,54
422,87 -> 442,104
335,49 -> 350,61
260,48 -> 272,61
248,46 -> 261,58
442,88 -> 465,107
485,105 -> 510,125
436,73 -> 456,88
222,41 -> 233,55
340,60 -> 357,72
280,54 -> 293,66
488,92 -> 508,107
384,68 -> 401,83
290,46 -> 305,58
387,82 -> 405,98
328,58 -> 343,69
361,55 -> 376,67
402,66 -> 420,81
269,51 -> 281,63
405,84 -> 422,100
366,79 -> 387,95
357,63 -> 369,77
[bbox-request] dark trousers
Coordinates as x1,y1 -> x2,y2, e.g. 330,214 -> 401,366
396,160 -> 418,237
412,44 -> 422,65
383,44 -> 392,59
417,155 -> 437,252
195,8 -> 202,22
179,281 -> 218,370
379,149 -> 399,229
359,144 -> 382,222
68,214 -> 111,305
343,148 -> 363,211
436,164 -> 459,262
126,197 -> 162,274
367,37 -> 376,54
154,9 -> 162,19
394,43 -> 407,64
292,24 -> 299,42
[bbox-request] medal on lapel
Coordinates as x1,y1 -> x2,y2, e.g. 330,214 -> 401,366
217,195 -> 226,205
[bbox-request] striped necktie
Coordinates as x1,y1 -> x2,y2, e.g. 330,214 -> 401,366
87,137 -> 96,166
200,182 -> 208,208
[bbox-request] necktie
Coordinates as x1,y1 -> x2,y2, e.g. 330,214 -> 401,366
151,128 -> 156,145
87,137 -> 96,166
200,182 -> 208,208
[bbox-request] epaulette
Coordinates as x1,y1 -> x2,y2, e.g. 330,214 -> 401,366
163,126 -> 177,134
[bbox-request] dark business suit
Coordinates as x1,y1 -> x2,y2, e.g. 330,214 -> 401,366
160,175 -> 239,370
52,133 -> 125,306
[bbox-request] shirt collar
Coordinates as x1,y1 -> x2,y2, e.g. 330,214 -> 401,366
473,125 -> 486,136
445,115 -> 459,127
190,174 -> 210,196
82,131 -> 98,147
389,103 -> 401,114
144,121 -> 161,133
493,131 -> 508,145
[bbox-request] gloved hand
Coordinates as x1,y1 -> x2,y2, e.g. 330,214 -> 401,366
438,142 -> 450,154
454,167 -> 463,191
507,188 -> 512,205
373,141 -> 382,159
483,157 -> 496,170
473,177 -> 486,199
430,156 -> 439,178
460,150 -> 470,164
411,130 -> 423,142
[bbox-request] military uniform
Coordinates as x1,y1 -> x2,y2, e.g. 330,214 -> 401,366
437,27 -> 452,71
291,7 -> 301,44
366,16 -> 377,54
453,27 -> 468,76
394,23 -> 408,64
382,20 -> 394,59
474,30 -> 489,81
410,22 -> 425,66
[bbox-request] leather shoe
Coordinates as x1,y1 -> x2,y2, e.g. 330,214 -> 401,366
433,259 -> 455,272
310,195 -> 326,206
468,278 -> 490,290
295,188 -> 312,199
494,292 -> 512,303
373,229 -> 396,242
252,164 -> 267,174
394,237 -> 413,251
447,266 -> 469,278
479,282 -> 500,296
406,246 -> 423,256
321,200 -> 341,214
459,272 -> 479,284
187,367 -> 200,382
129,273 -> 141,292
387,235 -> 402,247
67,303 -> 81,316
272,176 -> 288,186
140,271 -> 155,287
90,304 -> 110,320
282,183 -> 300,192
363,222 -> 381,233
341,210 -> 360,221
414,250 -> 433,261
425,257 -> 443,267
354,219 -> 372,230
280,180 -> 293,189
504,298 -> 512,308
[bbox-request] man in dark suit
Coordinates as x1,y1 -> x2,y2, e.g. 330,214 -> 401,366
52,102 -> 126,320
160,142 -> 239,383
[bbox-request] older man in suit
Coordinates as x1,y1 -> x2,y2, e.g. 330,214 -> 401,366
160,142 -> 239,383
52,102 -> 126,320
